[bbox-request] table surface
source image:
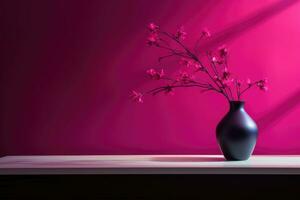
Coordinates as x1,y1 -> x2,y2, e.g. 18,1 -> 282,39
1,155 -> 300,174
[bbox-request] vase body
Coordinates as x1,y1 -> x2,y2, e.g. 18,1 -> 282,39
216,101 -> 258,161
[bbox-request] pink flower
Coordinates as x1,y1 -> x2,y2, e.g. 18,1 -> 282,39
130,90 -> 143,103
218,68 -> 233,87
146,68 -> 164,80
148,23 -> 159,32
177,71 -> 194,84
214,75 -> 220,81
211,56 -> 217,63
256,79 -> 268,91
201,28 -> 211,38
194,63 -> 205,72
222,78 -> 234,87
211,56 -> 223,65
180,58 -> 204,71
218,45 -> 228,58
222,67 -> 230,80
246,78 -> 252,86
147,33 -> 159,46
175,26 -> 187,40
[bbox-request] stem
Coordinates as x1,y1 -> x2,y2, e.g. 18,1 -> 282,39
223,57 -> 234,100
151,84 -> 221,96
193,35 -> 204,53
160,31 -> 205,65
206,52 -> 218,76
156,44 -> 182,53
238,80 -> 260,98
227,87 -> 234,100
235,80 -> 240,100
158,52 -> 189,62
144,77 -> 211,95
206,52 -> 232,100
152,84 -> 206,95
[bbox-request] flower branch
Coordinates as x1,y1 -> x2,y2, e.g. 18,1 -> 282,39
131,23 -> 268,103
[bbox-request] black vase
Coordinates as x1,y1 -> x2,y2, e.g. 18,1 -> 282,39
216,101 -> 258,161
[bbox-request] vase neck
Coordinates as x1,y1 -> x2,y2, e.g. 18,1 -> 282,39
229,101 -> 245,112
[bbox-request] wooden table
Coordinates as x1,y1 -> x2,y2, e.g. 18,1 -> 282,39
0,155 -> 300,174
1,155 -> 300,198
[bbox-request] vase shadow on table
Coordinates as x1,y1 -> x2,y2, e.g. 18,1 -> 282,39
150,156 -> 225,162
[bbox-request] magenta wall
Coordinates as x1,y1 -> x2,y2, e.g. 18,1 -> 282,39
1,0 -> 300,155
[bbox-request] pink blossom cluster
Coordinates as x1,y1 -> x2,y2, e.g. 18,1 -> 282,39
147,23 -> 160,46
131,23 -> 268,103
175,26 -> 187,40
255,79 -> 268,91
180,58 -> 204,72
177,71 -> 194,84
130,90 -> 143,103
146,68 -> 164,80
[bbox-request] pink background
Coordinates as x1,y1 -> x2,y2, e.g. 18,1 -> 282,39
1,0 -> 300,155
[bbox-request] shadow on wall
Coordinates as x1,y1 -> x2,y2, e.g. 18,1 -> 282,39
258,88 -> 300,131
198,0 -> 300,51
